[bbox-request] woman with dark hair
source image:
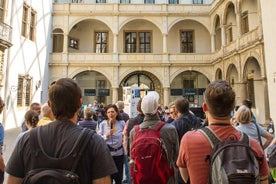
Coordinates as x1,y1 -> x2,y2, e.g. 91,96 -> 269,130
98,104 -> 125,184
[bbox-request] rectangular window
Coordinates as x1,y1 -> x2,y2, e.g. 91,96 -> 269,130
242,11 -> 249,34
69,37 -> 79,49
29,9 -> 36,41
17,75 -> 32,107
96,0 -> 106,3
193,0 -> 203,4
226,26 -> 233,43
169,0 -> 178,4
21,3 -> 37,41
120,0 -> 130,3
144,0 -> 154,4
180,31 -> 194,53
0,0 -> 6,22
21,3 -> 28,37
125,31 -> 151,53
139,32 -> 151,53
125,32 -> 137,53
25,78 -> 32,106
17,76 -> 24,106
95,32 -> 108,53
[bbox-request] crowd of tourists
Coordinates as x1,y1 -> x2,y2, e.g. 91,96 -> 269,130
0,78 -> 276,184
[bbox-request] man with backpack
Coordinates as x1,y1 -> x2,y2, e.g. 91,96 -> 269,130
6,78 -> 117,184
129,91 -> 179,184
177,80 -> 270,184
172,96 -> 203,144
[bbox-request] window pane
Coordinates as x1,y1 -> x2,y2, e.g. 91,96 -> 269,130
139,32 -> 151,53
144,0 -> 154,4
169,0 -> 178,4
25,79 -> 31,106
120,0 -> 130,3
17,77 -> 24,106
125,32 -> 136,53
181,31 -> 193,53
193,0 -> 202,4
95,32 -> 108,53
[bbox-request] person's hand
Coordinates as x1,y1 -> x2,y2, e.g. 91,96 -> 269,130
0,155 -> 5,172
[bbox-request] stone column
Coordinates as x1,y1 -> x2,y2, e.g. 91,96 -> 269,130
163,34 -> 168,53
236,13 -> 242,37
112,87 -> 118,104
63,33 -> 68,53
211,33 -> 215,52
221,25 -> 226,46
113,34 -> 118,53
163,87 -> 170,107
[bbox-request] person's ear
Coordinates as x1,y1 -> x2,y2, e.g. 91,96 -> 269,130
202,102 -> 208,113
47,100 -> 51,108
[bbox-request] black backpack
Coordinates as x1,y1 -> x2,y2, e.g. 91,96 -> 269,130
22,127 -> 92,184
200,127 -> 260,184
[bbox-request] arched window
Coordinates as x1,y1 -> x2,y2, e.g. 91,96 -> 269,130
52,28 -> 64,52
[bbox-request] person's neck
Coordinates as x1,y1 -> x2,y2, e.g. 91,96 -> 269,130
208,116 -> 231,125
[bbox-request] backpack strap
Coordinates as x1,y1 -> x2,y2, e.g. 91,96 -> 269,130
155,121 -> 166,131
29,127 -> 92,172
199,127 -> 221,148
70,128 -> 91,172
200,127 -> 249,148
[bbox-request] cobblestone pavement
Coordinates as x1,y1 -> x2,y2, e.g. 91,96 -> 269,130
3,127 -> 21,184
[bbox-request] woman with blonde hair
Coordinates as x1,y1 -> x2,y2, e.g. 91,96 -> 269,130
235,105 -> 273,149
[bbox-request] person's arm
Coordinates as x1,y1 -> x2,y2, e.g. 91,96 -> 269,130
262,131 -> 274,149
7,175 -> 23,184
92,175 -> 112,184
0,155 -> 4,172
179,167 -> 189,183
260,175 -> 268,184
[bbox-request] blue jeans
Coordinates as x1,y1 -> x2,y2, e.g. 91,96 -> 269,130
123,154 -> 131,184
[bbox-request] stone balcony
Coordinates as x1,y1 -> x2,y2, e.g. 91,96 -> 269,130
53,3 -> 211,15
0,22 -> 12,50
50,28 -> 261,66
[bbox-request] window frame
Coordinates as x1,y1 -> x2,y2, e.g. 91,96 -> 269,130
124,30 -> 152,53
169,0 -> 178,4
17,75 -> 32,107
29,9 -> 37,41
180,30 -> 194,53
21,2 -> 37,41
0,0 -> 6,22
95,31 -> 108,53
144,0 -> 154,4
21,3 -> 29,37
68,37 -> 79,50
193,0 -> 203,4
226,25 -> 233,44
241,11 -> 249,34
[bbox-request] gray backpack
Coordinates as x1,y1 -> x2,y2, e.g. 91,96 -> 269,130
200,127 -> 260,184
267,144 -> 276,168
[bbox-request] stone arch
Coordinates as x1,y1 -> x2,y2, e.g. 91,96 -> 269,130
213,15 -> 222,50
170,68 -> 212,84
69,17 -> 113,33
168,18 -> 211,34
119,17 -> 162,34
215,68 -> 223,80
69,68 -> 113,86
222,1 -> 237,25
226,63 -> 239,85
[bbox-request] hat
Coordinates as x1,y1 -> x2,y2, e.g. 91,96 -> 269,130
141,91 -> 159,114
